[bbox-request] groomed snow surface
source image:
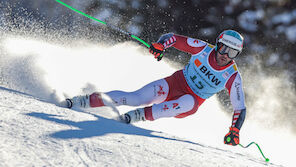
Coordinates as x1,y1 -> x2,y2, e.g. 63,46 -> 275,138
0,87 -> 277,167
0,35 -> 294,166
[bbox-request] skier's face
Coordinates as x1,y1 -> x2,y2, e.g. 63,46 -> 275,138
216,52 -> 232,66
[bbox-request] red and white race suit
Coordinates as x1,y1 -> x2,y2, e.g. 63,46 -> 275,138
95,33 -> 246,129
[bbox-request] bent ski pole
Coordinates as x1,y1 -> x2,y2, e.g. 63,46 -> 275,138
239,142 -> 269,162
55,0 -> 164,60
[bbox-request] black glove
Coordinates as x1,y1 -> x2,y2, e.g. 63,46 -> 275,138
224,127 -> 240,146
149,43 -> 165,61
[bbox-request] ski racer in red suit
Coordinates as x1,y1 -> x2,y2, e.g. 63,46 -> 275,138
65,30 -> 247,146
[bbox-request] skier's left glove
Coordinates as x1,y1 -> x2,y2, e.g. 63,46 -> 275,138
224,127 -> 240,146
149,43 -> 165,61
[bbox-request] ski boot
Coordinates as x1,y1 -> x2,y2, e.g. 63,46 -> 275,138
65,94 -> 90,109
64,92 -> 105,109
120,108 -> 146,124
61,92 -> 113,108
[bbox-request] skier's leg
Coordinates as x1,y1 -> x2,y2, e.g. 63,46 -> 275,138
148,94 -> 199,120
65,78 -> 169,109
104,78 -> 169,107
122,94 -> 200,123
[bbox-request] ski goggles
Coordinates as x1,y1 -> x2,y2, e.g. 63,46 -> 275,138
217,43 -> 241,59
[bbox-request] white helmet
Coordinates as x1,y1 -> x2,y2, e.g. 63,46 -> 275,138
215,30 -> 244,59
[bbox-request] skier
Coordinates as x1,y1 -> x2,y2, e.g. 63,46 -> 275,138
65,30 -> 246,146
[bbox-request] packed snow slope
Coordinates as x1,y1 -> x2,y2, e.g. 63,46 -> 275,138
0,34 -> 294,167
0,86 -> 279,167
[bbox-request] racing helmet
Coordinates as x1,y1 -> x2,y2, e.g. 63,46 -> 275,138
215,30 -> 244,59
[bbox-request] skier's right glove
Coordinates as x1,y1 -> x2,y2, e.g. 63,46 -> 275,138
149,43 -> 165,61
224,127 -> 240,146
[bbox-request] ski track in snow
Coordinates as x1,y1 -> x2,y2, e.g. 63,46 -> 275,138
0,35 -> 293,167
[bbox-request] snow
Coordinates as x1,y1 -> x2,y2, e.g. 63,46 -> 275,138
266,53 -> 279,66
199,27 -> 215,36
285,25 -> 296,42
127,24 -> 141,35
238,10 -> 264,32
157,0 -> 169,8
271,11 -> 296,25
0,34 -> 295,167
131,0 -> 141,9
0,85 -> 278,167
93,9 -> 112,24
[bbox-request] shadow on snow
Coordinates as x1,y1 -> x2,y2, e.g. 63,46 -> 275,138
26,111 -> 205,148
0,85 -> 204,147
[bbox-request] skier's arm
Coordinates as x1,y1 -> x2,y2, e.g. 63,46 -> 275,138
225,72 -> 246,130
224,72 -> 246,146
156,33 -> 207,55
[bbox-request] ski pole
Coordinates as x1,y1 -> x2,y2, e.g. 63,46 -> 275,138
55,0 -> 164,60
238,141 -> 269,162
